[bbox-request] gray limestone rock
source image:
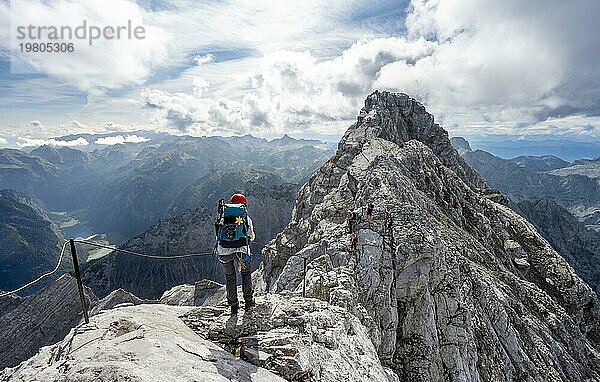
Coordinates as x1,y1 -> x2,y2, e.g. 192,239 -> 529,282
1,304 -> 286,382
0,274 -> 97,370
462,149 -> 600,230
90,288 -> 156,316
160,279 -> 226,307
450,137 -> 472,155
515,199 -> 600,296
180,293 -> 397,382
257,91 -> 600,381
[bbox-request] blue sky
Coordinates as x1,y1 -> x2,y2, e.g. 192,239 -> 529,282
1,0 -> 599,148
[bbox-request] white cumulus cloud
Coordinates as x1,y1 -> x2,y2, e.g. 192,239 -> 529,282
4,0 -> 600,139
192,54 -> 214,66
95,134 -> 150,145
2,0 -> 170,91
377,0 -> 600,136
141,37 -> 437,135
18,137 -> 89,148
70,120 -> 85,129
141,0 -> 600,138
26,120 -> 43,129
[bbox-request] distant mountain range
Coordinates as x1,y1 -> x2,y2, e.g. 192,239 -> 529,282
0,133 -> 334,242
166,169 -> 289,217
3,93 -> 600,380
509,155 -> 570,172
460,147 -> 600,229
551,158 -> 600,179
0,132 -> 331,303
467,137 -> 600,161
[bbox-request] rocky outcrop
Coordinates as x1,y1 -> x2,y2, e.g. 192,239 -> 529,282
0,274 -> 97,370
180,293 -> 398,382
89,288 -> 155,316
3,285 -> 392,382
258,91 -> 600,381
516,199 -> 600,296
160,279 -> 226,307
1,304 -> 286,382
352,91 -> 485,189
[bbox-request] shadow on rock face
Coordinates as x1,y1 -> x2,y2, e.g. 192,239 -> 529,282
206,347 -> 270,382
194,279 -> 226,306
160,279 -> 226,307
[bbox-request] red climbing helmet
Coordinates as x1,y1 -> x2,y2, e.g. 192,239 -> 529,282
230,193 -> 247,205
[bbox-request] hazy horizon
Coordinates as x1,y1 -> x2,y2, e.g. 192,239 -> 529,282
3,127 -> 600,162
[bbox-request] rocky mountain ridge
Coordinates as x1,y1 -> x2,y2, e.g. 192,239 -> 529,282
510,155 -> 570,172
550,158 -> 600,180
257,90 -> 600,380
515,199 -> 600,295
449,137 -> 471,154
0,190 -> 65,294
451,139 -> 600,298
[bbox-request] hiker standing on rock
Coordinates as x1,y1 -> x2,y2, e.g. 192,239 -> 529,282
215,193 -> 255,315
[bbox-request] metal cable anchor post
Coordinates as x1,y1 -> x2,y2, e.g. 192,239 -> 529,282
69,238 -> 89,324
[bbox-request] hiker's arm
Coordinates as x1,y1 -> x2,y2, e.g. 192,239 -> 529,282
248,216 -> 255,242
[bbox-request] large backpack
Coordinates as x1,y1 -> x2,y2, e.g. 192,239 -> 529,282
216,203 -> 249,248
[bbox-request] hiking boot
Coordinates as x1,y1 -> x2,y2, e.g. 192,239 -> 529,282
244,298 -> 255,309
230,302 -> 239,315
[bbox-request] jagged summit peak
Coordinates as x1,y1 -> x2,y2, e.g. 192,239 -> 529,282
346,90 -> 436,146
362,90 -> 415,112
340,90 -> 485,189
359,90 -> 428,121
257,91 -> 600,381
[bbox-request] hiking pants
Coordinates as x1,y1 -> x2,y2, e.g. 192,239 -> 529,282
221,255 -> 253,306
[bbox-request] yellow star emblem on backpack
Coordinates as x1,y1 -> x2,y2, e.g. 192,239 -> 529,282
235,216 -> 243,225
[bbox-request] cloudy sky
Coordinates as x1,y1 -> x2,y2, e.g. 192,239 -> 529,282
0,0 -> 599,147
